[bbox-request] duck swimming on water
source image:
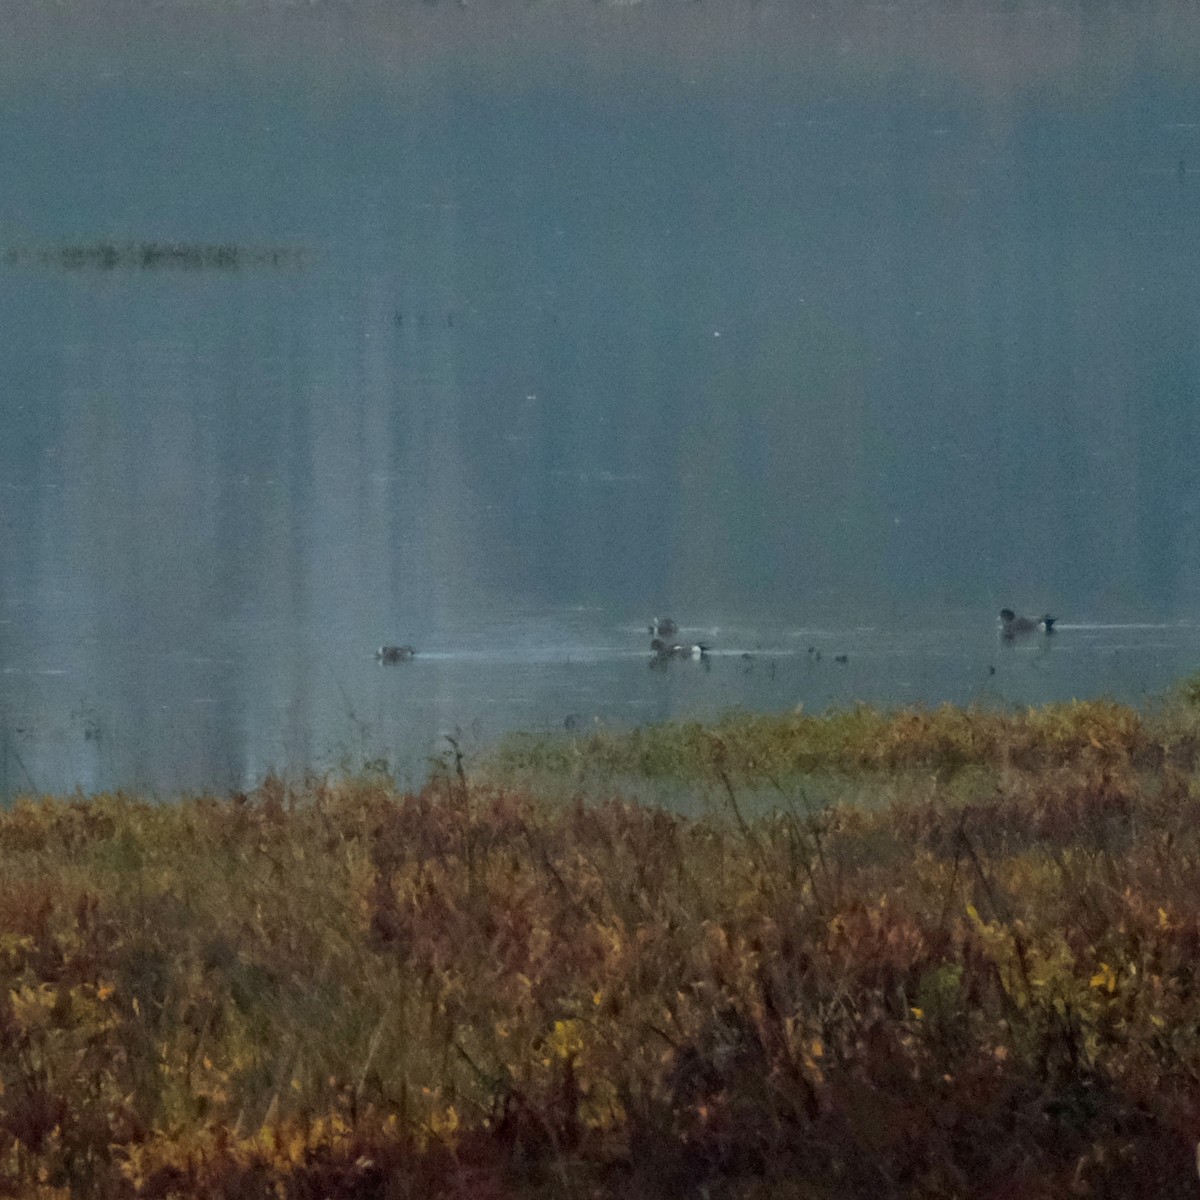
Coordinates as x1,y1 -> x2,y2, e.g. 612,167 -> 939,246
649,616 -> 678,638
998,609 -> 1056,638
376,645 -> 416,663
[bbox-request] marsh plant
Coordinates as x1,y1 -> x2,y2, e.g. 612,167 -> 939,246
3,698 -> 1200,1195
488,695 -> 1198,786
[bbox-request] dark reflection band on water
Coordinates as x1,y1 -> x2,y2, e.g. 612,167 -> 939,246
3,0 -> 1200,798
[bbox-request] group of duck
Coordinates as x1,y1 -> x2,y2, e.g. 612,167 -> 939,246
375,618 -> 711,668
648,616 -> 709,661
647,607 -> 1056,660
374,607 -> 1055,666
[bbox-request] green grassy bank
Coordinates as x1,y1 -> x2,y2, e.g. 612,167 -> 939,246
5,697 -> 1200,1197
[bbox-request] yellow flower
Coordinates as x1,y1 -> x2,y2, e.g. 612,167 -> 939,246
547,1018 -> 585,1061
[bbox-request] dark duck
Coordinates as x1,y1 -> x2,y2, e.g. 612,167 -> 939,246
998,609 -> 1056,639
376,645 -> 416,663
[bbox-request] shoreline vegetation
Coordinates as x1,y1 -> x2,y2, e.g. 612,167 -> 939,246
1,243 -> 307,272
7,692 -> 1200,1196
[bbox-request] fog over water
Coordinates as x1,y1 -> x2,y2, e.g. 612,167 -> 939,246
3,0 -> 1200,797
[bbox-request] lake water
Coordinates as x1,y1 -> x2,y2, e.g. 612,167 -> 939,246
3,0 -> 1200,798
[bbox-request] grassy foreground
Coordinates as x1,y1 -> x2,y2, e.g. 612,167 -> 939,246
5,701 -> 1200,1197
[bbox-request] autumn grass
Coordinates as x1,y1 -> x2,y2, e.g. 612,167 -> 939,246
6,695 -> 1200,1196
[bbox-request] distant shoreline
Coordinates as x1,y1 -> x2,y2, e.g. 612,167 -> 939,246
2,240 -> 307,271
4,0 -> 1199,108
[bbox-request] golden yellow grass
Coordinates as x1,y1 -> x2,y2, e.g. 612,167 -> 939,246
5,695 -> 1200,1197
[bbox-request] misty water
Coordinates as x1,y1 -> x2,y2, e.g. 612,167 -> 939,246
3,0 -> 1200,799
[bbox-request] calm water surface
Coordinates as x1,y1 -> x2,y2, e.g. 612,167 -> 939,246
3,1 -> 1200,797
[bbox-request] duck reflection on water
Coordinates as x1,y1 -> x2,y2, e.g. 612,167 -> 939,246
650,637 -> 711,670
